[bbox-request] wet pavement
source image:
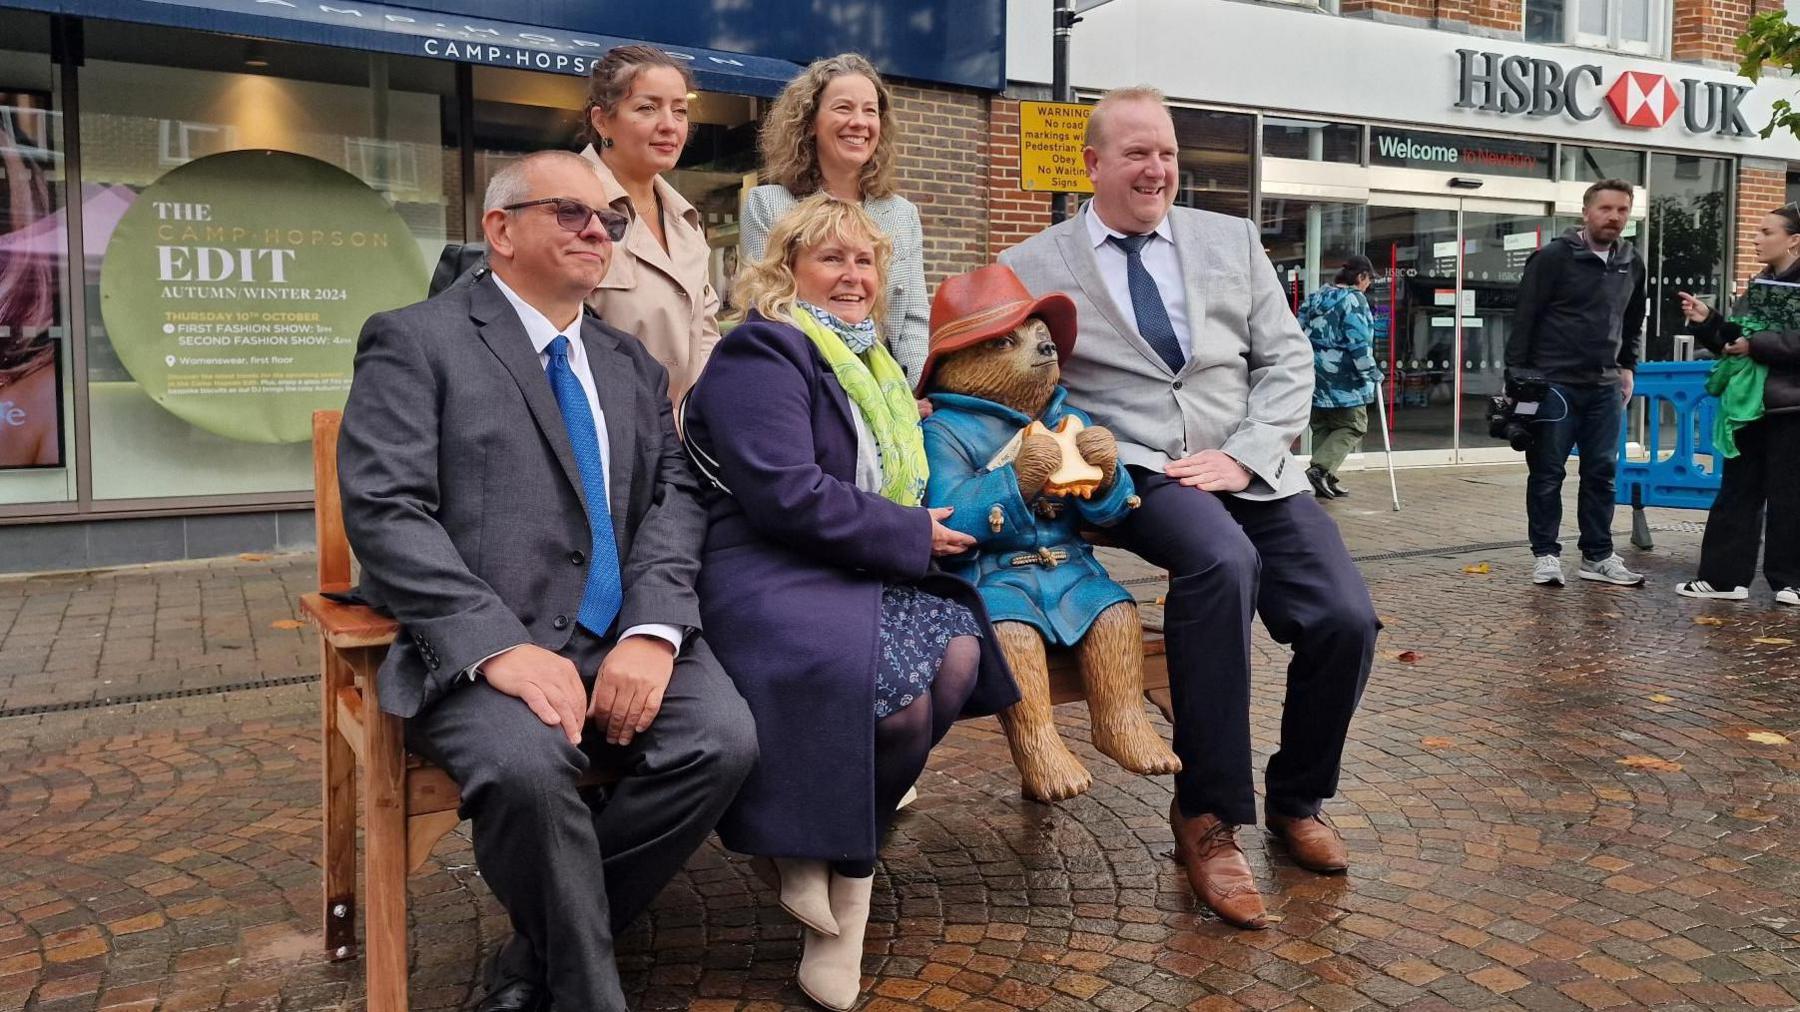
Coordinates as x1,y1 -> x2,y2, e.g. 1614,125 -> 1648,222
1,463 -> 1797,1011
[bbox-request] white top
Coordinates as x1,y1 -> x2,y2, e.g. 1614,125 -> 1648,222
482,273 -> 682,661
1085,203 -> 1192,359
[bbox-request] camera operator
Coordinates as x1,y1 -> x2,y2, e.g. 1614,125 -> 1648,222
1504,179 -> 1647,588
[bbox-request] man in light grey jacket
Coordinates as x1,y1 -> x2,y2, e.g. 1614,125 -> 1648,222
1000,88 -> 1378,930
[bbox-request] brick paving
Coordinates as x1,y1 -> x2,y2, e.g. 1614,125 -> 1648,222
1,464 -> 1797,1012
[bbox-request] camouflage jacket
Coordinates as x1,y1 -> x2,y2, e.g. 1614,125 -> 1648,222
1298,285 -> 1378,409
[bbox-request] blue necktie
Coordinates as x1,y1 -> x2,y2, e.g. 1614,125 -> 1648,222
545,335 -> 623,635
1109,233 -> 1187,373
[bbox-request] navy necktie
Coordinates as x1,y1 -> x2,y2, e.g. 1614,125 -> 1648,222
545,335 -> 623,635
1108,233 -> 1187,373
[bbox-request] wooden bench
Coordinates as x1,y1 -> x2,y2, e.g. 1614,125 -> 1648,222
302,410 -> 1170,1011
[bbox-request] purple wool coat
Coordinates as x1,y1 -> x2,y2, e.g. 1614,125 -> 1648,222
684,312 -> 1019,861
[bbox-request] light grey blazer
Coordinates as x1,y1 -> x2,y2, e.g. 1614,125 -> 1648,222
999,204 -> 1314,501
740,184 -> 931,385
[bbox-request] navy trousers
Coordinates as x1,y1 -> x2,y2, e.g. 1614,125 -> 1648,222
1525,381 -> 1623,561
1119,468 -> 1379,826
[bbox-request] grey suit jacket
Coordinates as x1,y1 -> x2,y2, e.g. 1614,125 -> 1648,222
338,274 -> 709,718
999,204 -> 1314,500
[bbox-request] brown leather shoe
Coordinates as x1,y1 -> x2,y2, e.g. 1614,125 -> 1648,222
1169,801 -> 1267,930
1265,812 -> 1349,873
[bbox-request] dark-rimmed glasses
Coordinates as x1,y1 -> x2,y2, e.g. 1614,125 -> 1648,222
502,197 -> 629,242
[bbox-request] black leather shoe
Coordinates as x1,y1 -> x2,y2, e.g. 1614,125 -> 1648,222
1325,473 -> 1349,498
478,978 -> 547,1012
1305,465 -> 1338,499
479,947 -> 548,1012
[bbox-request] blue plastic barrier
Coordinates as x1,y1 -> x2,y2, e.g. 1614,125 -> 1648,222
1615,361 -> 1719,549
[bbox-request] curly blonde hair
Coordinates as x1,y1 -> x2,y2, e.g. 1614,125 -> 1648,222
758,54 -> 897,200
731,194 -> 892,330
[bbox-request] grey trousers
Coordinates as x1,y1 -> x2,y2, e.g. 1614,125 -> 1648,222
1309,405 -> 1368,476
407,630 -> 758,1010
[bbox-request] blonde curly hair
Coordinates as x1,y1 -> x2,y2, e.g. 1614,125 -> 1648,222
731,194 -> 892,331
757,53 -> 898,200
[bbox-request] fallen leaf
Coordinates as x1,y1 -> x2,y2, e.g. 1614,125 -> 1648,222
1752,637 -> 1795,646
1648,694 -> 1674,704
1617,755 -> 1684,773
1733,807 -> 1778,822
1600,612 -> 1623,619
1746,731 -> 1791,746
237,552 -> 270,562
1460,562 -> 1491,574
1395,650 -> 1420,663
270,619 -> 305,630
1693,616 -> 1727,627
1420,737 -> 1454,748
1154,595 -> 1167,606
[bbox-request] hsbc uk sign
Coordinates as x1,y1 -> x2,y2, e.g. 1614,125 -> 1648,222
1455,50 -> 1752,138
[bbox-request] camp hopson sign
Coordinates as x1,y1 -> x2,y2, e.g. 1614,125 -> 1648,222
1455,50 -> 1752,138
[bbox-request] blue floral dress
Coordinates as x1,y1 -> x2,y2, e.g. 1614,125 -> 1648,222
873,585 -> 981,718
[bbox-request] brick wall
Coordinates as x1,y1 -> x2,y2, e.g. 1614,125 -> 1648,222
1672,0 -> 1783,65
1341,0 -> 1522,33
890,84 -> 990,289
987,99 -> 1055,256
1735,161 -> 1787,287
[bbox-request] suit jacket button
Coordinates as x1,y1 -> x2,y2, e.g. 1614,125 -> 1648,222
1172,380 -> 1184,390
552,615 -> 570,630
569,550 -> 585,566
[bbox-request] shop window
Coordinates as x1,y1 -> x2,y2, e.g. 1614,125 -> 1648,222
1643,154 -> 1731,362
0,11 -> 74,504
1260,198 -> 1367,299
1261,118 -> 1360,165
78,22 -> 462,503
469,66 -> 761,305
1558,145 -> 1645,186
1525,0 -> 1663,55
1170,107 -> 1253,220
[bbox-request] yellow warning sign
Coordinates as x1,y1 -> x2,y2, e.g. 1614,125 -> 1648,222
1019,101 -> 1094,194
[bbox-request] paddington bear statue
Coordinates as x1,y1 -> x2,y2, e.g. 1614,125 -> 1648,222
918,264 -> 1181,802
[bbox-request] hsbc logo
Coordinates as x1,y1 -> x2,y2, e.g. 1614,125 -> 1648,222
1455,50 -> 1752,138
1606,71 -> 1678,128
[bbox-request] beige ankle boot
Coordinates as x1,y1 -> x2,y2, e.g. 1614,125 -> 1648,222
755,857 -> 838,936
797,871 -> 872,1011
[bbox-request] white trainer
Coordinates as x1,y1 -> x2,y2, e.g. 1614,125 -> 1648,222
1532,555 -> 1565,586
1675,580 -> 1749,600
1778,587 -> 1799,606
1579,554 -> 1645,586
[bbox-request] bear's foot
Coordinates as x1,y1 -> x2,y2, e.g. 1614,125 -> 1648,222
1011,729 -> 1094,803
1091,706 -> 1182,776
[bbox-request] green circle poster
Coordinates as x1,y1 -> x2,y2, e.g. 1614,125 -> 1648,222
100,149 -> 427,443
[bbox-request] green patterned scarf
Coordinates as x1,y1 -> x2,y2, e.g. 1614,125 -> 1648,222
790,306 -> 928,506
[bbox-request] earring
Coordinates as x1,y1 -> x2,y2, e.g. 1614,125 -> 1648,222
599,137 -> 615,149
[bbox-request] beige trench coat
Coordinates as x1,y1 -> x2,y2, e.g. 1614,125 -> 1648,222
579,144 -> 722,409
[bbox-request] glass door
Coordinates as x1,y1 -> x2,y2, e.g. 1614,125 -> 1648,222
1364,194 -> 1553,464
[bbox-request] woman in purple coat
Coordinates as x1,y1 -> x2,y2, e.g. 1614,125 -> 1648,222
685,195 -> 1017,1010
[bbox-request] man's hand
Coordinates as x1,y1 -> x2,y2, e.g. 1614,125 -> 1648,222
483,644 -> 587,746
1165,449 -> 1252,493
591,635 -> 677,747
1725,338 -> 1751,356
916,398 -> 934,419
1620,369 -> 1635,405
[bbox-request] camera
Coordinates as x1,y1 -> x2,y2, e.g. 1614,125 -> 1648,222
1487,376 -> 1548,451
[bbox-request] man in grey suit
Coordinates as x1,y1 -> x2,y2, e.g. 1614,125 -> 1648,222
338,150 -> 757,1010
1000,88 -> 1378,930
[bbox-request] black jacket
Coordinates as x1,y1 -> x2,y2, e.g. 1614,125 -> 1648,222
1691,261 -> 1800,415
1506,228 -> 1647,387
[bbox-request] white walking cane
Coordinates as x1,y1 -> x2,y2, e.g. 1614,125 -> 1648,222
1374,375 -> 1400,511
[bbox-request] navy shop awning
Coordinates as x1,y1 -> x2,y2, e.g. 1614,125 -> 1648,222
17,0 -> 802,95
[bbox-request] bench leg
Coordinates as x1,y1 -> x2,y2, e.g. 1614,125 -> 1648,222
321,645 -> 358,960
364,705 -> 409,1012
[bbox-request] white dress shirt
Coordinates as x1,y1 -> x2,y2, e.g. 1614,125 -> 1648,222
466,275 -> 683,679
1085,203 -> 1192,360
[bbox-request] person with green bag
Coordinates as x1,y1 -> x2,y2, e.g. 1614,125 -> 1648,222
1674,203 -> 1800,606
